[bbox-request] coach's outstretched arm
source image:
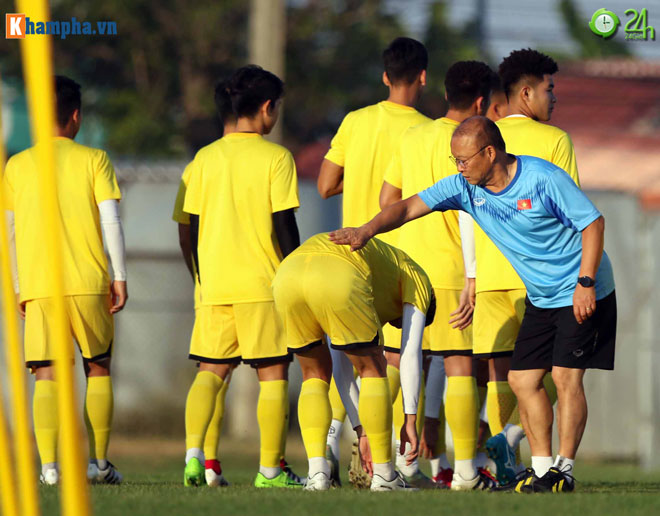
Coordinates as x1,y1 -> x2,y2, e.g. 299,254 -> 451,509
329,194 -> 431,251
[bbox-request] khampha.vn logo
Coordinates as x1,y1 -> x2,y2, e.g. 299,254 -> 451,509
6,13 -> 117,39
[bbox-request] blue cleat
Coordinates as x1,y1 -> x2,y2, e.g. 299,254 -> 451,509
486,432 -> 518,485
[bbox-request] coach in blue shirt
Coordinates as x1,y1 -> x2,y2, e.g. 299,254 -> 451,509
329,116 -> 616,493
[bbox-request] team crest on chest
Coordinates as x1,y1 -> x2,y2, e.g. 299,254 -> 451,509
517,199 -> 532,210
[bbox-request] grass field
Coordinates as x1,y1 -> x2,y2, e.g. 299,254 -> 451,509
38,438 -> 660,516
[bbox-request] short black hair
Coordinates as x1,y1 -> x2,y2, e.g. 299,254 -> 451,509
444,61 -> 496,110
227,65 -> 284,118
55,75 -> 81,128
498,49 -> 558,99
383,37 -> 428,85
454,116 -> 506,152
214,79 -> 236,126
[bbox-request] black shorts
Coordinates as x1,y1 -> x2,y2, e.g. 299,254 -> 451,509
511,291 -> 616,371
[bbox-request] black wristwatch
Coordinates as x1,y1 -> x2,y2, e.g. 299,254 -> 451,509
577,276 -> 595,288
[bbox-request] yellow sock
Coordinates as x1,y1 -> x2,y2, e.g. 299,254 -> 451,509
84,376 -> 114,462
203,377 -> 229,461
185,371 -> 223,450
445,376 -> 478,461
359,377 -> 392,464
392,386 -> 404,435
298,379 -> 331,458
477,385 -> 487,411
33,380 -> 58,465
433,400 -> 447,456
257,380 -> 288,468
417,377 -> 426,434
486,381 -> 517,436
544,373 -> 558,405
328,377 -> 347,422
386,365 -> 401,402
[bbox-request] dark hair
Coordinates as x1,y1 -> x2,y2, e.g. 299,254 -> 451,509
498,48 -> 558,98
444,61 -> 496,110
55,75 -> 81,128
383,37 -> 428,85
227,65 -> 284,118
214,79 -> 236,126
454,116 -> 507,153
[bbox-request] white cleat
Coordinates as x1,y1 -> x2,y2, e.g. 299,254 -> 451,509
205,468 -> 230,487
87,461 -> 123,485
450,469 -> 496,491
370,473 -> 418,492
304,471 -> 331,491
40,468 -> 59,486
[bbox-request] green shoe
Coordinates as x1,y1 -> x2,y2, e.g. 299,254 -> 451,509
397,468 -> 445,489
184,458 -> 205,487
254,470 -> 304,488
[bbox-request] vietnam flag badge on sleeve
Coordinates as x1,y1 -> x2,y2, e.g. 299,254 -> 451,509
517,199 -> 532,210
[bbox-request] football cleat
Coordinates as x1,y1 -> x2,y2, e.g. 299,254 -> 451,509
88,461 -> 123,485
184,457 -> 205,487
205,459 -> 229,487
532,467 -> 575,493
486,432 -> 518,485
254,470 -> 304,488
450,467 -> 497,491
397,468 -> 445,489
348,440 -> 371,489
304,471 -> 331,491
40,468 -> 59,486
280,459 -> 306,486
495,467 -> 537,492
432,467 -> 453,488
325,444 -> 342,487
370,472 -> 418,492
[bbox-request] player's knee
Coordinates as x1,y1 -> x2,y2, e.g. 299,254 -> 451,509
85,358 -> 111,378
550,367 -> 584,394
34,365 -> 55,381
508,370 -> 540,396
385,350 -> 400,369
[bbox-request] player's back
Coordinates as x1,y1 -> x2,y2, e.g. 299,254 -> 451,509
4,137 -> 120,301
183,133 -> 299,305
325,101 -> 430,243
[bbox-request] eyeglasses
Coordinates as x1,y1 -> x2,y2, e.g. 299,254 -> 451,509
450,145 -> 488,168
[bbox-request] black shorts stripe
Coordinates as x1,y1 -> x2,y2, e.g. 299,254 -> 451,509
188,354 -> 242,365
329,332 -> 379,351
243,353 -> 293,368
289,340 -> 324,355
472,350 -> 514,359
427,349 -> 473,357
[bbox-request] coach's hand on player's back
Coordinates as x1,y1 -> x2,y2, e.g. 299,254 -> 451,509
328,225 -> 373,251
573,284 -> 596,324
110,280 -> 128,314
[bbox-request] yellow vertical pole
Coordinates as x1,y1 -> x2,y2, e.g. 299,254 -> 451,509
16,1 -> 91,515
0,385 -> 19,516
0,78 -> 38,516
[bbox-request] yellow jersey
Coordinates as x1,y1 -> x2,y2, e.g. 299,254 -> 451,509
172,161 -> 195,224
183,133 -> 299,305
290,233 -> 432,325
3,137 -> 121,302
474,115 -> 581,292
324,101 -> 430,246
384,117 -> 465,290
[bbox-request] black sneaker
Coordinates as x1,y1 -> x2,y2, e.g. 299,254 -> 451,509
495,468 -> 538,493
532,467 -> 575,493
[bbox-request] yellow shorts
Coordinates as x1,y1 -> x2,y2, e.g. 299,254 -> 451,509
473,289 -> 526,357
421,288 -> 473,356
189,301 -> 288,365
24,295 -> 114,369
273,253 -> 381,352
382,322 -> 432,353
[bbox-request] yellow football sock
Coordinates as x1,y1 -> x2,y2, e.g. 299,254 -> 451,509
445,376 -> 478,461
203,377 -> 229,461
386,364 -> 401,402
185,371 -> 224,450
33,380 -> 58,465
544,373 -> 558,405
478,384 -> 487,411
298,379 -> 331,458
328,377 -> 347,422
84,376 -> 114,462
433,400 -> 447,456
486,381 -> 517,436
279,386 -> 290,461
257,380 -> 288,468
359,377 -> 392,464
417,377 -> 426,434
392,386 -> 404,434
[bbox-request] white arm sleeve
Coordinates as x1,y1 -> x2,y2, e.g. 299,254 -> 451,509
98,200 -> 127,281
330,342 -> 361,429
6,211 -> 19,293
399,303 -> 424,415
424,355 -> 446,419
459,211 -> 476,279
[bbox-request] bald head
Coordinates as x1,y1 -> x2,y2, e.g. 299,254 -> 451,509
453,116 -> 506,152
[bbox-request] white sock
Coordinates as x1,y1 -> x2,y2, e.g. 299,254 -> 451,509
504,423 -> 525,449
259,465 -> 281,479
531,456 -> 553,477
185,448 -> 204,465
42,462 -> 57,474
454,459 -> 477,480
308,456 -> 330,477
553,455 -> 575,476
96,459 -> 108,470
395,441 -> 418,476
430,454 -> 452,476
327,419 -> 343,459
373,461 -> 395,481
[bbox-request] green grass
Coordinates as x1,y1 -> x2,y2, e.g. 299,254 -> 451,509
38,439 -> 660,516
